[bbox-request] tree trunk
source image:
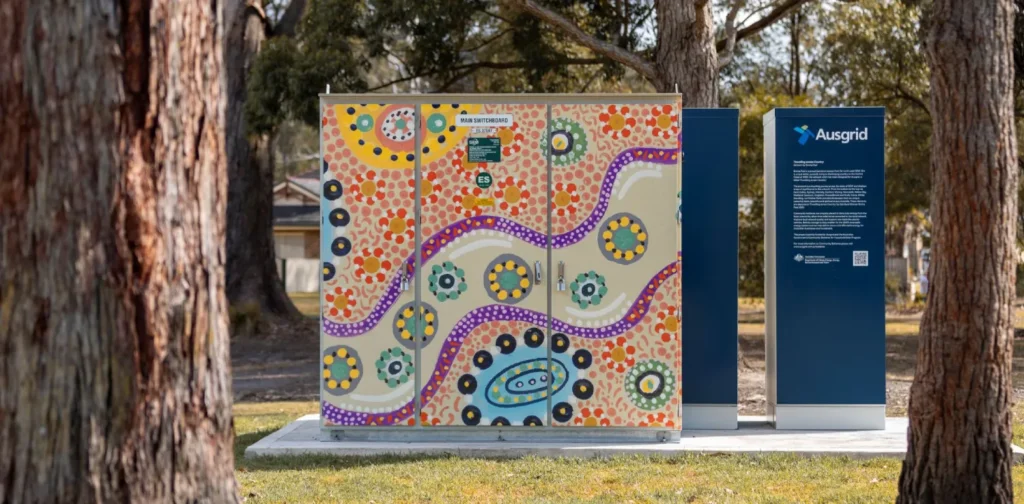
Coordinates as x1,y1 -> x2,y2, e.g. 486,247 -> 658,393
653,0 -> 718,106
897,0 -> 1017,502
224,3 -> 302,322
0,1 -> 238,502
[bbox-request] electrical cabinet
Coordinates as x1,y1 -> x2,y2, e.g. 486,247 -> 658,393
319,95 -> 681,434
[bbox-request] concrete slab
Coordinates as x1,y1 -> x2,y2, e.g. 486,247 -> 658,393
245,414 -> 1024,462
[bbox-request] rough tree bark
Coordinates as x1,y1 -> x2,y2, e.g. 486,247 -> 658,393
224,1 -> 305,321
897,0 -> 1017,502
653,0 -> 719,106
0,1 -> 238,502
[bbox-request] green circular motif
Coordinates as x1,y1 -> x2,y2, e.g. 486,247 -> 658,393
612,228 -> 638,250
426,113 -> 447,134
375,347 -> 414,388
498,271 -> 521,291
541,117 -> 588,167
322,345 -> 362,396
624,360 -> 676,411
428,261 -> 468,302
570,271 -> 608,309
356,114 -> 374,132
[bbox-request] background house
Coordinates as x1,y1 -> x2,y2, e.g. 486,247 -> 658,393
273,168 -> 320,292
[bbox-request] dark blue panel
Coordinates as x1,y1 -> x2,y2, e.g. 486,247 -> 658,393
773,107 -> 883,119
681,108 -> 739,405
770,108 -> 885,404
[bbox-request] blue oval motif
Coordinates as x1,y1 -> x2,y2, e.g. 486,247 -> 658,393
485,358 -> 568,408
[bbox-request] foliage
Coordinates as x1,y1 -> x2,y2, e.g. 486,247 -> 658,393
724,0 -> 933,296
735,90 -> 813,296
246,0 -> 660,132
816,0 -> 931,219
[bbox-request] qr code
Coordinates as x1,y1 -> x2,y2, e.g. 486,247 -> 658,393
853,250 -> 869,267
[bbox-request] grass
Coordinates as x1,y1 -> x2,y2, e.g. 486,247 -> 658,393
238,303 -> 1024,501
288,292 -> 320,317
234,402 -> 1024,503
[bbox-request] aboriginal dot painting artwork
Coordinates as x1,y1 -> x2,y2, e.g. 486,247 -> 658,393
321,98 -> 681,429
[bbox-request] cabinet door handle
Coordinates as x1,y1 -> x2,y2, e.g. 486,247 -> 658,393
534,261 -> 543,284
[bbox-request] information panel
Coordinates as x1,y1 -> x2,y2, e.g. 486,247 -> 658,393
763,107 -> 885,430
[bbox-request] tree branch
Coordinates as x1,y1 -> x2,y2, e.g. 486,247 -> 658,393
715,0 -> 814,52
502,0 -> 657,82
891,82 -> 931,116
366,58 -> 605,92
464,28 -> 515,53
718,0 -> 746,69
272,0 -> 307,37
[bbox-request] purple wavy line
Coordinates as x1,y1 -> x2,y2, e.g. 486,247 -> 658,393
321,260 -> 679,426
323,145 -> 679,338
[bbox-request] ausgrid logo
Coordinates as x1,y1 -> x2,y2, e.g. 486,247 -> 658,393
794,125 -> 869,145
793,125 -> 814,145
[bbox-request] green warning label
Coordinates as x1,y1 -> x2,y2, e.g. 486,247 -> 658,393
467,137 -> 501,163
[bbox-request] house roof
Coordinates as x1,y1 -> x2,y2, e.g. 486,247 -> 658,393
288,167 -> 320,196
273,167 -> 320,204
274,204 -> 319,228
273,164 -> 322,228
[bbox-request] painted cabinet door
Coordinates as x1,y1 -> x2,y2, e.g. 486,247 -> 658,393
548,101 -> 682,429
320,98 -> 682,430
417,103 -> 556,427
320,103 -> 421,427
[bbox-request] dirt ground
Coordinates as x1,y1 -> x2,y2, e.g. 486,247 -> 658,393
231,305 -> 1024,416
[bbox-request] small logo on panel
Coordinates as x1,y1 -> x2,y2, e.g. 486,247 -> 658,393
793,125 -> 814,145
794,254 -> 804,262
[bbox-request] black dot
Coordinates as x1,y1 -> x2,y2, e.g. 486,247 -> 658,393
496,333 -> 517,354
437,135 -> 446,144
329,208 -> 350,227
523,415 -> 542,426
406,153 -> 415,161
331,237 -> 352,257
323,180 -> 343,200
391,154 -> 398,161
358,139 -> 365,146
323,262 -> 336,281
552,402 -> 574,423
524,328 -> 544,348
349,124 -> 357,131
448,125 -> 456,132
452,104 -> 460,108
572,349 -> 592,369
491,417 -> 509,426
422,147 -> 430,154
473,351 -> 493,370
346,107 -> 355,115
432,104 -> 441,109
457,374 -> 477,394
461,405 -> 482,426
373,147 -> 382,155
572,379 -> 594,400
552,333 -> 569,354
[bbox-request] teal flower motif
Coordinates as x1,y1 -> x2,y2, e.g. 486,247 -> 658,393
541,117 -> 588,167
570,270 -> 608,309
428,261 -> 468,302
375,347 -> 414,388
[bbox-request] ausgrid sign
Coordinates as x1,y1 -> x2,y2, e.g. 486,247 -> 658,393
794,124 -> 870,145
765,107 -> 885,431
